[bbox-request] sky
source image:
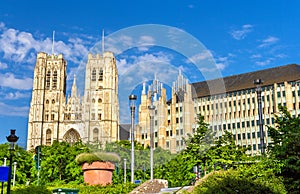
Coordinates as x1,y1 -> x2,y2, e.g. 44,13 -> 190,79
0,0 -> 300,148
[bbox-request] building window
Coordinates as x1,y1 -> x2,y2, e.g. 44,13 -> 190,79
52,70 -> 57,89
93,128 -> 99,142
257,132 -> 261,138
155,142 -> 158,148
51,114 -> 55,121
166,141 -> 170,148
155,132 -> 158,137
227,124 -> 231,130
92,68 -> 96,81
247,121 -> 250,127
91,113 -> 95,120
46,70 -> 51,89
252,132 -> 255,138
98,113 -> 102,120
46,129 -> 51,145
98,68 -> 103,81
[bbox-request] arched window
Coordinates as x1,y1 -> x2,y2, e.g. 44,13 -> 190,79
46,70 -> 51,89
92,99 -> 95,103
46,129 -> 51,145
52,99 -> 55,104
92,68 -> 96,81
93,128 -> 99,142
46,99 -> 49,104
98,68 -> 103,81
52,70 -> 57,89
63,129 -> 81,144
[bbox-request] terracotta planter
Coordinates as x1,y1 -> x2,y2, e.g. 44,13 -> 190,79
82,161 -> 115,185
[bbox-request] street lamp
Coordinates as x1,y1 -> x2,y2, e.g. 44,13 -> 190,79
254,79 -> 265,155
129,94 -> 137,183
148,104 -> 155,180
6,129 -> 19,194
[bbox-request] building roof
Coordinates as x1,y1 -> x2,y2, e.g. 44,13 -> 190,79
119,124 -> 130,140
192,64 -> 300,98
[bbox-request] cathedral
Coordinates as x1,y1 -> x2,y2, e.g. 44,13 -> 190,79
26,52 -> 119,150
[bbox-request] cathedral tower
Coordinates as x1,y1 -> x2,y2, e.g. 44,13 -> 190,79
83,52 -> 119,145
27,53 -> 67,150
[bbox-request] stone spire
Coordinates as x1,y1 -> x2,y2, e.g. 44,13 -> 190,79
71,74 -> 77,97
142,82 -> 146,95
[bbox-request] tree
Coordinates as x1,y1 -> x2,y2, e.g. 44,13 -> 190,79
105,140 -> 175,183
39,141 -> 88,185
155,114 -> 248,187
0,143 -> 34,185
268,105 -> 300,193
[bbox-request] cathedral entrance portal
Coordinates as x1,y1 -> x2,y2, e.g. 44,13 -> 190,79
63,128 -> 81,144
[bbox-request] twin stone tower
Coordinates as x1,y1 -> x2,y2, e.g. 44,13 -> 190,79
26,51 -> 119,150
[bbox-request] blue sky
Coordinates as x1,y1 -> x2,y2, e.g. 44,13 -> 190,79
0,0 -> 300,147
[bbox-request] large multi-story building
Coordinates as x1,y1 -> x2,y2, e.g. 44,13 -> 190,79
26,52 -> 119,150
136,64 -> 300,155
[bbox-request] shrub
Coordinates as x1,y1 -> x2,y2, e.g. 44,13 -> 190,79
193,169 -> 286,194
11,185 -> 52,194
75,152 -> 120,165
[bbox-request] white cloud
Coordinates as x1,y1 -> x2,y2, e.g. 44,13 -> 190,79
138,35 -> 155,45
0,102 -> 29,116
4,91 -> 30,100
255,58 -> 273,66
0,24 -> 89,65
230,24 -> 253,40
0,73 -> 33,90
258,36 -> 279,48
187,50 -> 212,63
0,61 -> 8,69
250,54 -> 262,59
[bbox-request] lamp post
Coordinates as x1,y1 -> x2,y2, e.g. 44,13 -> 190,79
148,104 -> 155,180
254,79 -> 265,155
124,159 -> 126,183
129,94 -> 137,183
6,129 -> 19,194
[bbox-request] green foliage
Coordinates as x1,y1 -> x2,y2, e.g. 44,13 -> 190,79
11,185 -> 52,194
193,160 -> 287,194
105,140 -> 175,183
38,141 -> 89,185
267,105 -> 300,193
76,183 -> 136,194
75,152 -> 120,164
156,114 -> 248,187
0,143 -> 34,185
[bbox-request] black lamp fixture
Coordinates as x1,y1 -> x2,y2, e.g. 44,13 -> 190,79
6,129 -> 19,194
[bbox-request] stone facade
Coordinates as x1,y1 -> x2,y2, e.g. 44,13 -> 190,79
26,52 -> 119,150
136,71 -> 195,153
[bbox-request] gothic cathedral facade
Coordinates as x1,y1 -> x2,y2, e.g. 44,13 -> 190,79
26,52 -> 119,150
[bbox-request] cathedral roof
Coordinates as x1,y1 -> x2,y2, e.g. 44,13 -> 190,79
191,64 -> 300,98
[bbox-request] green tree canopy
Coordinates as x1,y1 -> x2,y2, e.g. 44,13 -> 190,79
268,105 -> 300,193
